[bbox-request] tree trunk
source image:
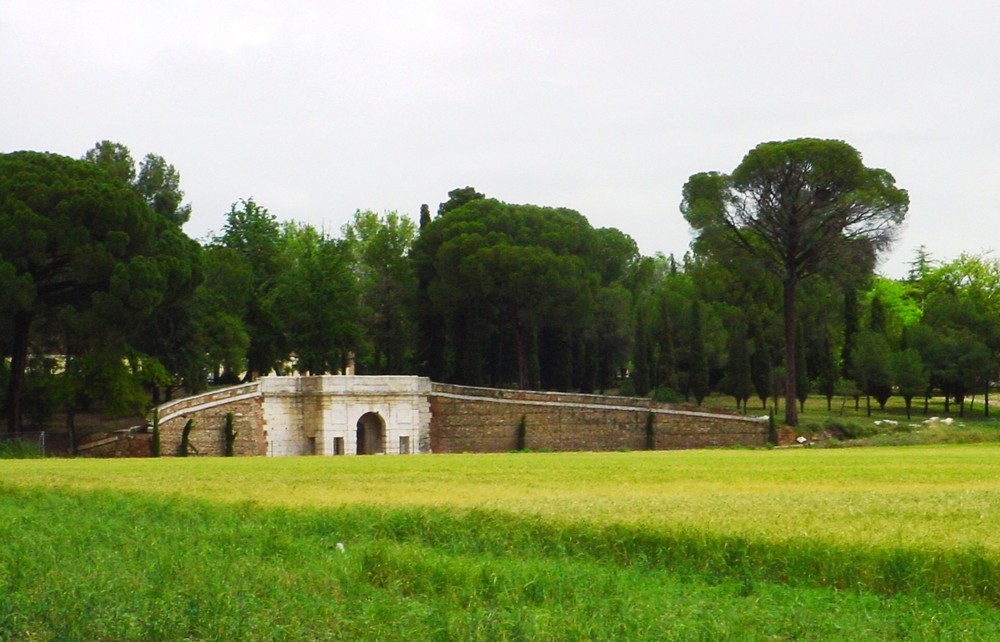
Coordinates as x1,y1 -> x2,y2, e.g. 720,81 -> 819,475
782,278 -> 798,426
66,410 -> 78,456
513,318 -> 528,390
4,312 -> 33,434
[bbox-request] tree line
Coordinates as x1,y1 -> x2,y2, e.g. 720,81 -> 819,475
2,139 -> 997,443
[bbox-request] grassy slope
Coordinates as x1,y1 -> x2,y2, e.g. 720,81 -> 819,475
2,447 -> 1000,640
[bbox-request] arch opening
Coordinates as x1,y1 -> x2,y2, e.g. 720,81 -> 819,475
356,412 -> 385,455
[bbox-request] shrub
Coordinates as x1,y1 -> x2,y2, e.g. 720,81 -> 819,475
651,386 -> 684,404
223,412 -> 237,457
824,418 -> 877,440
0,438 -> 43,459
178,419 -> 194,457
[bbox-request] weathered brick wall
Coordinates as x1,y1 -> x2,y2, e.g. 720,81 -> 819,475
156,383 -> 265,457
429,383 -> 767,453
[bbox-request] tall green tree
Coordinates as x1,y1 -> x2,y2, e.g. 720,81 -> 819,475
725,318 -> 753,412
590,285 -> 633,393
913,289 -> 993,416
412,189 -> 488,381
194,246 -> 252,383
930,254 -> 1000,416
342,210 -> 417,374
215,198 -> 285,380
415,197 -> 617,390
652,282 -> 681,394
631,301 -> 655,397
814,328 -> 839,412
1,151 -> 191,432
82,141 -> 203,398
688,301 -> 709,406
851,330 -> 892,415
270,224 -> 360,375
891,348 -> 929,420
750,320 -> 773,410
682,138 -> 908,425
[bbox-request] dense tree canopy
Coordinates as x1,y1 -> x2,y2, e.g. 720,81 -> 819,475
0,151 -> 196,432
411,195 -> 642,390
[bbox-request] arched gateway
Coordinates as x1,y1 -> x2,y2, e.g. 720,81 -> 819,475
356,412 -> 385,454
260,376 -> 431,456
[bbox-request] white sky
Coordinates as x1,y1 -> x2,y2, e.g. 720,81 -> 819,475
3,1 -> 998,277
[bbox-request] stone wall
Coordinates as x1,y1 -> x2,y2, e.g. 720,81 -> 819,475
140,378 -> 769,458
429,383 -> 767,453
155,383 -> 265,456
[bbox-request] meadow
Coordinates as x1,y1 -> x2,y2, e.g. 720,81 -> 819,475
2,445 -> 1000,640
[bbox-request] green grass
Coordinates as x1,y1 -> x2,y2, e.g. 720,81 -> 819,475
711,391 -> 1000,446
3,448 -> 1000,640
0,437 -> 43,459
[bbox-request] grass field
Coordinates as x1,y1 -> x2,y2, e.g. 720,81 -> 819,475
2,446 -> 1000,640
710,389 -> 1000,448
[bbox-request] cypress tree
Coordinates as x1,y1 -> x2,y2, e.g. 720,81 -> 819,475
689,301 -> 709,406
655,292 -> 678,393
727,320 -> 753,413
632,305 -> 653,397
178,419 -> 194,457
841,286 -> 861,410
815,330 -> 839,412
750,320 -> 772,410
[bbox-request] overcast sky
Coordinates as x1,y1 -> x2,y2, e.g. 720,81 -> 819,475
3,1 -> 998,277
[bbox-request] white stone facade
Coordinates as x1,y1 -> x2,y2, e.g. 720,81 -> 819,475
259,375 -> 432,456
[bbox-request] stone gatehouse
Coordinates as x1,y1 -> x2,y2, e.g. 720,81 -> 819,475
261,376 -> 431,455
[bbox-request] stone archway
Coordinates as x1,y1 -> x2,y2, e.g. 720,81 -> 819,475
356,411 -> 385,455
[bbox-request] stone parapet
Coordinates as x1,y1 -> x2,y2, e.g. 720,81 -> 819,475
429,384 -> 766,453
155,383 -> 265,456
